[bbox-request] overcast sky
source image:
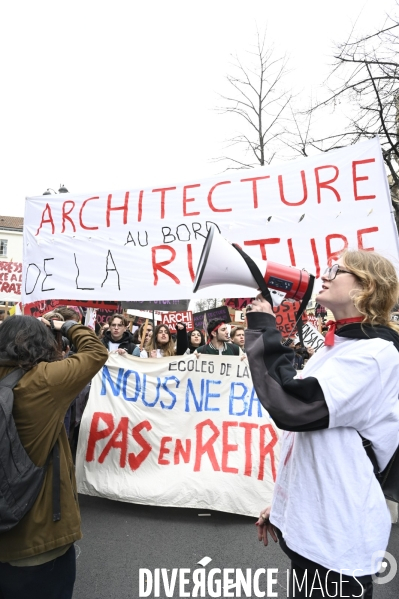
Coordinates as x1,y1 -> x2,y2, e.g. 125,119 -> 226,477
0,0 -> 395,217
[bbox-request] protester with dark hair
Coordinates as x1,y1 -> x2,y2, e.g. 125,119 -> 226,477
141,323 -> 176,357
187,328 -> 205,353
0,315 -> 108,599
101,313 -> 139,356
247,250 -> 399,598
53,306 -> 81,322
196,319 -> 240,355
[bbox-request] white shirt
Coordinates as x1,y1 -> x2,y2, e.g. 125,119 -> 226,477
108,341 -> 121,352
270,334 -> 399,574
140,348 -> 163,358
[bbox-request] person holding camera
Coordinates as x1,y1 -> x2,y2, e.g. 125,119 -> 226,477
246,250 -> 399,598
0,315 -> 108,599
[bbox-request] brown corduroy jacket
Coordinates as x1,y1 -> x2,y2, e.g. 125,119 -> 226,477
0,324 -> 108,561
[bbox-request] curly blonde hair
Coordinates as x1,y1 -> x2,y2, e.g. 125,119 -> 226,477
341,249 -> 399,332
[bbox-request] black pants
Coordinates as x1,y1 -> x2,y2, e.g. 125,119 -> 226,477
0,545 -> 76,599
289,561 -> 373,599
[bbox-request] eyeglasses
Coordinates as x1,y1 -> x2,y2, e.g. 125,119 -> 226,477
322,264 -> 353,281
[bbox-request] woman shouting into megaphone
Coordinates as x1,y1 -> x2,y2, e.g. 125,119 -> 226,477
246,249 -> 399,599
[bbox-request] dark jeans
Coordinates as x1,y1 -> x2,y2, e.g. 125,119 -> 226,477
0,544 -> 76,599
290,561 -> 373,599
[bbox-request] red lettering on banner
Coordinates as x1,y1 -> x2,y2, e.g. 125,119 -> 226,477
243,238 -> 280,261
106,192 -> 129,227
152,186 -> 177,219
352,159 -> 376,201
239,422 -> 259,476
137,190 -> 144,222
183,184 -> 201,217
86,412 -> 115,462
79,197 -> 100,230
151,245 -> 180,285
357,226 -> 379,250
84,414 -> 281,480
278,171 -> 307,206
258,424 -> 278,481
287,238 -> 296,267
274,301 -> 301,337
326,234 -> 348,265
158,436 -> 172,465
98,416 -> 129,467
310,238 -> 320,278
207,181 -> 232,212
240,176 -> 270,209
194,419 -> 220,472
61,201 -> 76,233
187,244 -> 195,282
128,420 -> 153,470
35,203 -> 55,236
222,421 -> 239,474
174,439 -> 192,464
314,165 -> 341,204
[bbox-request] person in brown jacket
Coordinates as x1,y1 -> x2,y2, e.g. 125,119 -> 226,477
0,315 -> 108,599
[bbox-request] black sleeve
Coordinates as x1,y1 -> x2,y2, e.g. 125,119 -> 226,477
231,343 -> 240,356
175,324 -> 189,355
245,311 -> 329,432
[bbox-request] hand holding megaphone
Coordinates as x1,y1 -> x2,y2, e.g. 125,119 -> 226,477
246,293 -> 275,315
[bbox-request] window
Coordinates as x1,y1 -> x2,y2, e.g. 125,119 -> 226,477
0,240 -> 7,257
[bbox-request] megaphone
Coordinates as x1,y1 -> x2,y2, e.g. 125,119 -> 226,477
193,225 -> 314,306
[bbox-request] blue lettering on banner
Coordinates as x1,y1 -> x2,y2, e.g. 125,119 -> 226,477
123,370 -> 141,402
99,365 -> 264,416
160,376 -> 180,409
185,379 -> 204,412
142,376 -> 159,407
101,366 -> 124,396
204,380 -> 221,412
248,387 -> 263,417
229,382 -> 248,416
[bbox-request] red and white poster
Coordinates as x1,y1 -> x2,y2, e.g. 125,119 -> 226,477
161,310 -> 194,333
76,353 -> 280,517
23,139 -> 399,303
0,261 -> 22,301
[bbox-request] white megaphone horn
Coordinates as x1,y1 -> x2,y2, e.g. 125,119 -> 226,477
193,225 -> 314,307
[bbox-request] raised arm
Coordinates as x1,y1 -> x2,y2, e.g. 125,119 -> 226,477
246,299 -> 329,432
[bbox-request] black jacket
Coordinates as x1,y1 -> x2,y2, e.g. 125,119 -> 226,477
101,329 -> 137,355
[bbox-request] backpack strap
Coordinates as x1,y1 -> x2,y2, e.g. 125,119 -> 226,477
0,368 -> 61,522
52,441 -> 61,522
0,368 -> 25,388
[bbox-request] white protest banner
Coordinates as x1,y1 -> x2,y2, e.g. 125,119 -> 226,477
23,139 -> 399,303
76,353 -> 280,517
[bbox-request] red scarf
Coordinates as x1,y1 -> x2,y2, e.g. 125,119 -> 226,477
324,317 -> 364,346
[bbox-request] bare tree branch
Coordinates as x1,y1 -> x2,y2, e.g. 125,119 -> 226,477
214,31 -> 291,169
